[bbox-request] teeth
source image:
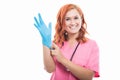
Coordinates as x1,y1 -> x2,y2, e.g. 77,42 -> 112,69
70,26 -> 76,29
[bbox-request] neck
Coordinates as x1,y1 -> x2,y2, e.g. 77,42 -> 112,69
67,33 -> 79,47
68,32 -> 79,40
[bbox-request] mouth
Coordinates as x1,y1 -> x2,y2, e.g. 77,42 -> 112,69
69,26 -> 77,30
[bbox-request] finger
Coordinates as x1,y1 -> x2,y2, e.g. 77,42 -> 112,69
50,49 -> 56,56
34,23 -> 37,27
38,13 -> 44,24
48,22 -> 52,29
34,23 -> 44,37
52,42 -> 58,49
48,22 -> 52,32
50,50 -> 53,56
34,23 -> 40,31
34,17 -> 40,26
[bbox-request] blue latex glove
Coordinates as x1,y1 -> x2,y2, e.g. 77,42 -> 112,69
34,13 -> 52,48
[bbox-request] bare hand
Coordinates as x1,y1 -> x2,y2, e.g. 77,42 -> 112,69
51,43 -> 64,62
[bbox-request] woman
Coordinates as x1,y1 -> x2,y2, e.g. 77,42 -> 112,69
34,3 -> 100,80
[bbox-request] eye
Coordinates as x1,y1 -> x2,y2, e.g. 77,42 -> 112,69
65,18 -> 70,21
74,16 -> 79,19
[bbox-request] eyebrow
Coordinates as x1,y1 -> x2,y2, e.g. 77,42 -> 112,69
65,15 -> 80,18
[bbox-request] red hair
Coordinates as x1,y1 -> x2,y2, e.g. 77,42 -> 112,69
53,4 -> 88,47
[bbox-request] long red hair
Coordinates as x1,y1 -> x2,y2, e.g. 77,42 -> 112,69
53,4 -> 88,47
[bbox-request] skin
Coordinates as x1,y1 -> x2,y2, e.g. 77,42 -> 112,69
43,9 -> 94,80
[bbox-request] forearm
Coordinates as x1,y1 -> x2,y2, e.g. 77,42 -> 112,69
60,58 -> 94,80
43,46 -> 55,73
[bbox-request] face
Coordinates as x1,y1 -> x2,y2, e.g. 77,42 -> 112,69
65,9 -> 82,34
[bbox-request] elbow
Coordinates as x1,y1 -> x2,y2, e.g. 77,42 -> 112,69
85,72 -> 94,80
80,76 -> 93,80
44,67 -> 55,73
86,72 -> 94,80
46,69 -> 55,73
80,71 -> 94,80
81,76 -> 93,80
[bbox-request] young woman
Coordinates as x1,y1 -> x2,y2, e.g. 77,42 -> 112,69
34,3 -> 100,80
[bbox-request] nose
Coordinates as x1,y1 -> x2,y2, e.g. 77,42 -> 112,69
70,19 -> 76,26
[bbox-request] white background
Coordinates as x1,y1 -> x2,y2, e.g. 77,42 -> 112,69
0,0 -> 120,80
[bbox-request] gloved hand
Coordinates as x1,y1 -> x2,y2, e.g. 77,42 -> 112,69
34,13 -> 52,48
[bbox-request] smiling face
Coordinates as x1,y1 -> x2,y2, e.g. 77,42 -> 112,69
65,9 -> 82,34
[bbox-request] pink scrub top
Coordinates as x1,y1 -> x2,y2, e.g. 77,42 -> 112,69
50,39 -> 100,80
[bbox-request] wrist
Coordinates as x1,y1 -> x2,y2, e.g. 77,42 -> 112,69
42,40 -> 52,48
59,57 -> 68,65
60,58 -> 71,71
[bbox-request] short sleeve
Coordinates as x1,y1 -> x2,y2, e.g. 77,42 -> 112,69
86,41 -> 100,77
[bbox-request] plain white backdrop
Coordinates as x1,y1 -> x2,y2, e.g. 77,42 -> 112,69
0,0 -> 120,80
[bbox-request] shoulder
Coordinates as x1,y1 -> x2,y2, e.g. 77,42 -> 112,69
86,38 -> 98,44
82,38 -> 99,48
87,38 -> 99,52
